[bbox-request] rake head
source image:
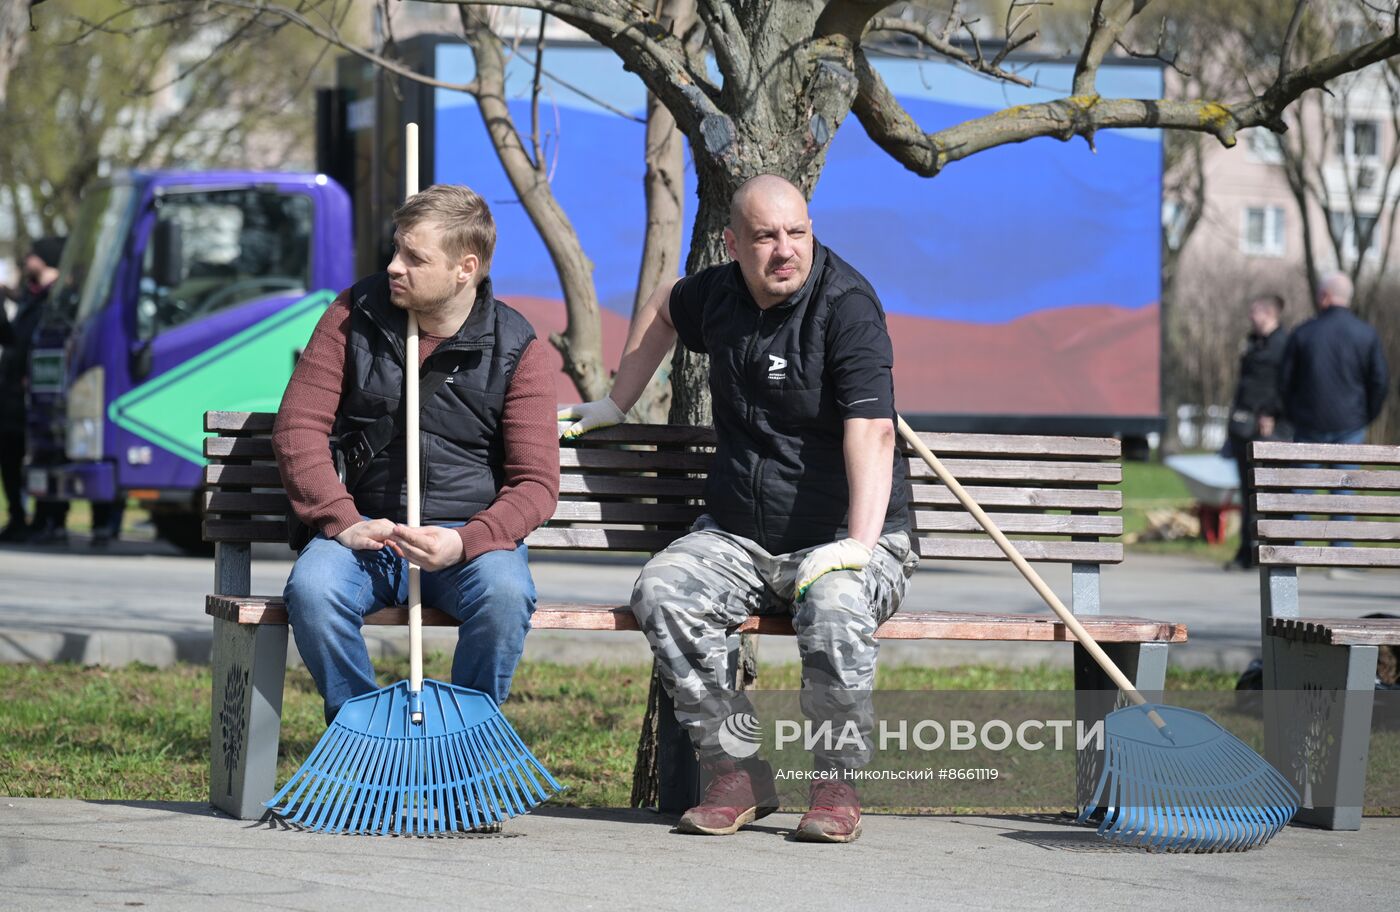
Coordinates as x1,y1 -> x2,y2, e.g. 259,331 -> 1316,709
1078,704 -> 1299,852
267,679 -> 563,835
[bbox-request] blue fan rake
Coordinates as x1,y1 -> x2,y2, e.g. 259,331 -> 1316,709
897,417 -> 1298,852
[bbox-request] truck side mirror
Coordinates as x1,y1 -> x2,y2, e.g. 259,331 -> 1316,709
152,219 -> 183,289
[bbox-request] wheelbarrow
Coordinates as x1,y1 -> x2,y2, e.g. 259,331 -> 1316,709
1163,453 -> 1241,544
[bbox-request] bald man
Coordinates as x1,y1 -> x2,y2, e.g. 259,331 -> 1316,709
1280,272 -> 1388,447
559,175 -> 915,843
1279,272 -> 1389,549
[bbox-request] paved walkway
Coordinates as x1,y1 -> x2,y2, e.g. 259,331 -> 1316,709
1,798 -> 1393,911
0,537 -> 1396,672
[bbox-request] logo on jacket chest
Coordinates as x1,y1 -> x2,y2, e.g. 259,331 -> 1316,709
767,354 -> 787,382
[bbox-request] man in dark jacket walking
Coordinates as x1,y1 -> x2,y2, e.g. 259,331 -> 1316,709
1226,294 -> 1289,570
0,237 -> 65,541
559,175 -> 916,844
1280,272 -> 1389,443
1279,272 -> 1389,546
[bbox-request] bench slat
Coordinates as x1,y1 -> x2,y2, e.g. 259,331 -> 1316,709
202,491 -> 1121,538
525,528 -> 688,551
908,485 -> 1120,510
208,413 -> 1122,459
912,512 -> 1121,536
206,464 -> 284,487
1269,616 -> 1400,646
206,491 -> 290,514
205,411 -> 277,433
904,433 -> 1120,458
205,519 -> 288,542
1251,468 -> 1400,492
206,596 -> 1182,642
560,449 -> 712,472
1255,493 -> 1400,516
917,539 -> 1121,562
905,459 -> 1120,483
206,437 -> 275,459
559,475 -> 705,497
1258,545 -> 1400,567
1256,520 -> 1400,542
1252,441 -> 1400,465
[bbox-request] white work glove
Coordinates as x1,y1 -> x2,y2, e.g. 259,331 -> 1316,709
557,396 -> 626,440
794,538 -> 873,601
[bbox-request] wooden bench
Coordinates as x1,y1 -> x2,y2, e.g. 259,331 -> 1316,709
204,410 -> 1185,819
1252,439 -> 1400,830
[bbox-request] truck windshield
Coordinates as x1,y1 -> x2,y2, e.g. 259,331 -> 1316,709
50,183 -> 137,329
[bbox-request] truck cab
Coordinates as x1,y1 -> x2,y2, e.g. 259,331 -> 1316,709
31,171 -> 353,552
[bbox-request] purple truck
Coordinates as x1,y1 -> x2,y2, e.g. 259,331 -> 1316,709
30,171 -> 353,553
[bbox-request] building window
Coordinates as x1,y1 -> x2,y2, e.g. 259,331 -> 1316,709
1242,206 -> 1286,257
1328,209 -> 1379,264
1334,117 -> 1381,160
1245,129 -> 1284,164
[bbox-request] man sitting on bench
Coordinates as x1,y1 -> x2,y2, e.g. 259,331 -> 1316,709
273,184 -> 559,725
558,175 -> 916,844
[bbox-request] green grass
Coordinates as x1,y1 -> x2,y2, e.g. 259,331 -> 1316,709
0,658 -> 1280,806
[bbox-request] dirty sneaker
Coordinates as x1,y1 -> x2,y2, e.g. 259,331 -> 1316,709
793,778 -> 862,843
676,759 -> 779,836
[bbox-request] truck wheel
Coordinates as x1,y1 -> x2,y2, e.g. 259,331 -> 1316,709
151,509 -> 214,557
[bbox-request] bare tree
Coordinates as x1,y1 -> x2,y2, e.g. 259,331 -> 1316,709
0,0 -> 39,106
1,0 -> 334,253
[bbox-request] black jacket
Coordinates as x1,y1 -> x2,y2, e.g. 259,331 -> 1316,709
1280,306 -> 1389,435
1231,327 -> 1288,421
0,284 -> 48,434
669,242 -> 910,554
333,273 -> 537,524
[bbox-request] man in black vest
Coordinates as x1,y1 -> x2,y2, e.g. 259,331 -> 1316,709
274,185 -> 559,727
560,175 -> 916,843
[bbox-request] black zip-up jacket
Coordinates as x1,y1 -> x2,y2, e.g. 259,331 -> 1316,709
1231,327 -> 1288,420
668,241 -> 910,554
334,272 -> 537,523
1279,306 -> 1389,435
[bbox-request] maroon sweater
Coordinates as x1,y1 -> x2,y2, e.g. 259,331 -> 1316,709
272,292 -> 559,562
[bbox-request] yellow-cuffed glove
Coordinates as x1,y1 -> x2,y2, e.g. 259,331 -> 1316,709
794,538 -> 872,601
557,396 -> 626,440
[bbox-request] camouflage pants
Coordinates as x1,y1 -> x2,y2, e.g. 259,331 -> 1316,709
631,516 -> 918,770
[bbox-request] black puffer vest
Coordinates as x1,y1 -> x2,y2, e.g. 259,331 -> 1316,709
699,244 -> 910,553
334,273 -> 536,524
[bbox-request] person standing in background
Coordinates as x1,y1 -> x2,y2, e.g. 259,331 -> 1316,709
1279,272 -> 1390,550
0,237 -> 65,541
1225,293 -> 1289,571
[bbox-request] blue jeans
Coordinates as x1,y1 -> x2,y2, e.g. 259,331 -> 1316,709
1294,426 -> 1366,547
285,532 -> 536,723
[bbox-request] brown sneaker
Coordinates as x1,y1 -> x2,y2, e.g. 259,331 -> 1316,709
793,779 -> 862,843
676,759 -> 779,836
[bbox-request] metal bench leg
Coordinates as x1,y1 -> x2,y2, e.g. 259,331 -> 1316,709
210,618 -> 288,819
1266,634 -> 1376,831
1068,563 -> 1172,810
656,631 -> 742,814
1074,642 -> 1169,810
209,542 -> 288,820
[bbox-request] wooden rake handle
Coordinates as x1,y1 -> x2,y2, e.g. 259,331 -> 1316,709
405,123 -> 424,721
895,416 -> 1162,721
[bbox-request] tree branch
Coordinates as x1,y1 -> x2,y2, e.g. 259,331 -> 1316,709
854,25 -> 1400,178
695,0 -> 752,96
1072,0 -> 1153,97
422,0 -> 721,137
457,5 -> 609,401
866,15 -> 1032,87
194,0 -> 481,93
1279,0 -> 1310,84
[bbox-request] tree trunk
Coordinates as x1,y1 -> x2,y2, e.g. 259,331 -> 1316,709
0,0 -> 31,106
